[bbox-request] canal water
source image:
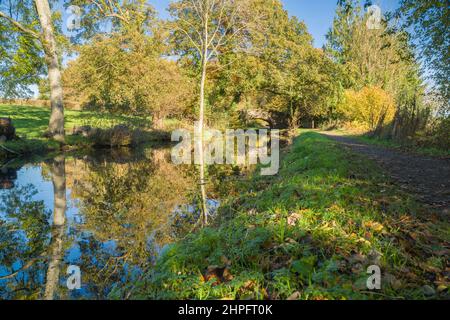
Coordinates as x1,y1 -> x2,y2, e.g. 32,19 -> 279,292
0,146 -> 229,299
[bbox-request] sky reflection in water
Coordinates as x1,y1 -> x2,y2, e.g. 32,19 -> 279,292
0,147 -> 223,299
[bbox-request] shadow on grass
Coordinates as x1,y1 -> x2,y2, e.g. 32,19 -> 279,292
1,105 -> 50,137
0,105 -> 167,159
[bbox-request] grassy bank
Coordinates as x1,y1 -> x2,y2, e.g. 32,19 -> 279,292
0,104 -> 172,159
354,135 -> 450,158
328,130 -> 450,157
125,131 -> 448,300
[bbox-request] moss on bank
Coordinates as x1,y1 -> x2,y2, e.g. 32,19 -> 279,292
124,132 -> 448,300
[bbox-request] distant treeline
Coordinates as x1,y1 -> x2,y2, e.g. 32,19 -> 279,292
0,0 -> 448,149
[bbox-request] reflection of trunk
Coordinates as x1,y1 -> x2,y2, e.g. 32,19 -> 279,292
152,148 -> 167,166
35,0 -> 65,142
198,17 -> 209,226
152,113 -> 164,130
44,155 -> 66,300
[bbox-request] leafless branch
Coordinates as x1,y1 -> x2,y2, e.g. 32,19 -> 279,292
174,25 -> 203,56
92,0 -> 130,24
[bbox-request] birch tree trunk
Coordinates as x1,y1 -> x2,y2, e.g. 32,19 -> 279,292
172,0 -> 257,225
44,155 -> 66,300
35,0 -> 65,142
198,13 -> 209,226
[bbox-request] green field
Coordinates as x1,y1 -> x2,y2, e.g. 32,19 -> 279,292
1,104 -> 151,138
0,104 -> 154,157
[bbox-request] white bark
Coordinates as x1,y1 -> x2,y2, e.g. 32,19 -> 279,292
176,0 -> 257,225
35,0 -> 65,142
44,155 -> 66,300
198,9 -> 209,226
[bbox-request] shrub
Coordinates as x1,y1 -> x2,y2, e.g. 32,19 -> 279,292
86,125 -> 134,147
339,86 -> 395,132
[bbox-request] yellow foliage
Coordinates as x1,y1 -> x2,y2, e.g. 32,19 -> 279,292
339,86 -> 395,131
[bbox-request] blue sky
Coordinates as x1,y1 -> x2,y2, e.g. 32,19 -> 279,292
148,0 -> 401,48
57,0 -> 401,48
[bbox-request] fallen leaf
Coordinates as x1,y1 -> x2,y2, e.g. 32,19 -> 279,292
364,221 -> 384,233
437,285 -> 448,293
287,291 -> 301,300
203,265 -> 233,285
288,213 -> 302,226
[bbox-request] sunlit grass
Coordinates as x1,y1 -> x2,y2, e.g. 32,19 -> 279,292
0,104 -> 172,157
329,129 -> 450,157
125,132 -> 448,300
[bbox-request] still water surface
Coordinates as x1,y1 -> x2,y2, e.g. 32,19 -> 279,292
0,146 -> 226,299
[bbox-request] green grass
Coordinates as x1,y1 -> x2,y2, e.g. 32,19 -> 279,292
355,135 -> 450,157
330,130 -> 450,157
1,104 -> 151,137
0,104 -> 164,158
125,132 -> 449,300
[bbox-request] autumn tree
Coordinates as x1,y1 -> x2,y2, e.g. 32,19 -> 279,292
339,86 -> 396,133
203,1 -> 342,130
398,0 -> 449,103
63,33 -> 191,128
169,0 -> 260,224
261,13 -> 342,129
325,0 -> 428,138
64,1 -> 191,129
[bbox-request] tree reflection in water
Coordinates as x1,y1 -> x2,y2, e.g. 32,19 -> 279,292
0,146 -> 215,299
44,155 -> 66,300
0,184 -> 51,299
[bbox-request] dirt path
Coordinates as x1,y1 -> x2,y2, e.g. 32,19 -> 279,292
322,132 -> 450,213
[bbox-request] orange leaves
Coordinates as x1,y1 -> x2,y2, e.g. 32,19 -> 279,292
202,256 -> 234,286
202,265 -> 234,286
363,220 -> 384,233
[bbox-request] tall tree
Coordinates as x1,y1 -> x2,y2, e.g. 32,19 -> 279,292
204,1 -> 343,130
0,0 -> 65,141
170,0 -> 259,224
325,0 -> 428,138
62,31 -> 191,128
65,1 -> 188,128
35,0 -> 64,141
260,12 -> 341,129
398,0 -> 449,103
